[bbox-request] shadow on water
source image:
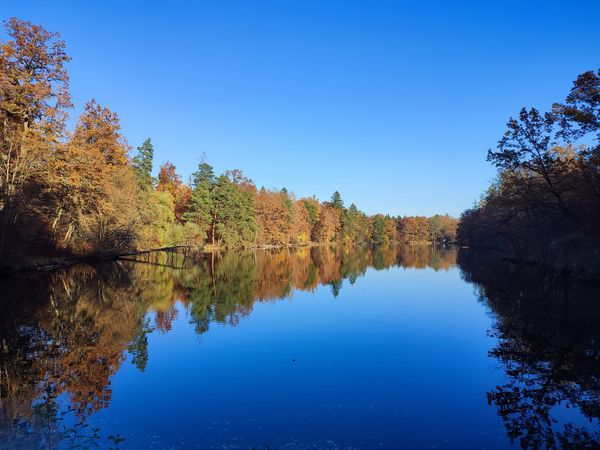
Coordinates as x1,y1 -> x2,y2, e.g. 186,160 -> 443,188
458,249 -> 600,449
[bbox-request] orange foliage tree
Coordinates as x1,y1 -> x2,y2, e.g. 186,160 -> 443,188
0,17 -> 71,256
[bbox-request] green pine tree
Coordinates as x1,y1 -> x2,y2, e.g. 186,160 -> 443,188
191,161 -> 215,187
330,191 -> 344,210
372,215 -> 389,244
183,161 -> 215,238
132,138 -> 154,189
212,175 -> 257,247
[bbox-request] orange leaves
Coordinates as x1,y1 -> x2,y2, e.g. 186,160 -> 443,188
398,216 -> 430,243
255,188 -> 292,245
157,161 -> 182,197
311,204 -> 341,243
71,99 -> 130,168
0,17 -> 71,132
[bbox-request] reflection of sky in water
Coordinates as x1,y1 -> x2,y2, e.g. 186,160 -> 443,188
90,266 -> 512,449
2,247 -> 598,449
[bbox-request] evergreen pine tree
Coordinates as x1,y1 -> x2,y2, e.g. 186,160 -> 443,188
183,161 -> 215,238
191,162 -> 215,187
212,175 -> 257,247
132,138 -> 154,189
330,191 -> 344,210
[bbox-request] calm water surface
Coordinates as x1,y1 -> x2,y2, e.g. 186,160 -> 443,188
0,246 -> 598,449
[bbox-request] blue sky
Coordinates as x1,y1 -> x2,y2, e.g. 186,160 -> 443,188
2,1 -> 599,216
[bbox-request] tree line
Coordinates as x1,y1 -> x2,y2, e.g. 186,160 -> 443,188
458,68 -> 600,276
0,18 -> 457,262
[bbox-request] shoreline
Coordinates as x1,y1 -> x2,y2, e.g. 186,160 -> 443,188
0,242 -> 340,276
0,241 -> 455,276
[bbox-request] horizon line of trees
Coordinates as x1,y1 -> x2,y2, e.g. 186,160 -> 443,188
146,153 -> 459,249
457,67 -> 600,275
0,17 -> 457,261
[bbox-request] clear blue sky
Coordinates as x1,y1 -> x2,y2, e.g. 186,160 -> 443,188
2,1 -> 599,216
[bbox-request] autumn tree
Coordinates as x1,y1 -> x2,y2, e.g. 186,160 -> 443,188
64,100 -> 141,252
140,189 -> 204,247
20,99 -> 133,253
71,99 -> 129,167
255,188 -> 293,245
173,183 -> 192,222
312,204 -> 341,243
156,161 -> 190,223
398,216 -> 430,243
156,161 -> 181,197
291,197 -> 319,244
0,18 -> 72,256
428,214 -> 458,244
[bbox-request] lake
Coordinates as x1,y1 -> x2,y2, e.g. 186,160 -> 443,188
0,245 -> 598,449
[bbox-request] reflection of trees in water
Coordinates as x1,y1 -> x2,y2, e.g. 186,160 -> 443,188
459,250 -> 600,449
396,244 -> 456,270
0,244 -> 455,447
0,262 -> 160,447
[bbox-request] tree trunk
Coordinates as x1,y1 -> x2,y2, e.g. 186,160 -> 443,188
211,213 -> 216,245
0,197 -> 14,259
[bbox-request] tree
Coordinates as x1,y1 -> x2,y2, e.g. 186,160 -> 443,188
341,203 -> 371,244
428,214 -> 458,244
224,168 -> 252,188
398,216 -> 430,243
65,101 -> 140,252
173,183 -> 192,223
487,107 -> 584,230
192,161 -> 215,187
330,191 -> 344,210
140,189 -> 204,247
141,190 -> 175,246
553,69 -> 600,141
132,138 -> 154,189
156,161 -> 191,224
255,188 -> 292,245
211,174 -> 257,247
156,162 -> 181,198
291,198 -> 318,244
312,205 -> 341,243
372,214 -> 396,244
0,18 -> 72,256
458,68 -> 600,273
70,99 -> 129,168
183,161 -> 214,239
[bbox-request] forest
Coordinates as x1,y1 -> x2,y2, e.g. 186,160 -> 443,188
0,18 -> 457,267
458,68 -> 600,277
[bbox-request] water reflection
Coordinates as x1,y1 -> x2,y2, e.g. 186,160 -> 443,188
2,245 -> 598,448
0,244 -> 455,448
459,250 -> 600,449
